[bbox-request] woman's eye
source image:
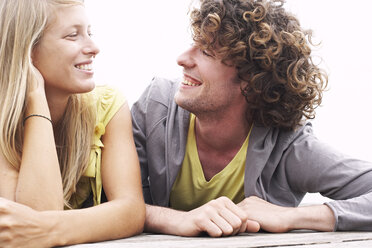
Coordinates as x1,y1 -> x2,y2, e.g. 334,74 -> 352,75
67,32 -> 78,38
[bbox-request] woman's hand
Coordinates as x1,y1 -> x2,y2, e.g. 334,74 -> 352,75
24,65 -> 50,117
27,65 -> 45,96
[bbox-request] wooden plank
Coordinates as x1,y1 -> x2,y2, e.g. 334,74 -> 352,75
279,240 -> 372,248
66,232 -> 372,248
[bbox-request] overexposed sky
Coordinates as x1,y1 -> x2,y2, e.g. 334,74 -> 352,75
85,0 -> 372,162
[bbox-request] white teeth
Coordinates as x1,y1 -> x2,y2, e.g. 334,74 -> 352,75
75,63 -> 92,71
182,79 -> 199,86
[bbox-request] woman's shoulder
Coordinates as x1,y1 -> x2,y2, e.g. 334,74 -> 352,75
93,85 -> 125,101
92,85 -> 127,126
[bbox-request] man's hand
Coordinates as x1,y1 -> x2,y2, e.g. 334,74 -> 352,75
181,196 -> 260,236
145,196 -> 260,237
238,196 -> 335,232
0,198 -> 53,248
238,196 -> 293,232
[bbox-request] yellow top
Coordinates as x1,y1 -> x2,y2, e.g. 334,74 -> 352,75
69,86 -> 125,209
170,114 -> 252,211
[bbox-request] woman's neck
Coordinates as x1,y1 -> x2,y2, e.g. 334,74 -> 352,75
45,89 -> 70,127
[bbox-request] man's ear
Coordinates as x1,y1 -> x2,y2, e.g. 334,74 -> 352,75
239,78 -> 249,91
240,80 -> 248,87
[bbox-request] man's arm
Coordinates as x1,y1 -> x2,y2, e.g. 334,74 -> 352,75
145,197 -> 260,237
238,196 -> 335,232
266,124 -> 372,231
131,82 -> 153,203
131,79 -> 259,237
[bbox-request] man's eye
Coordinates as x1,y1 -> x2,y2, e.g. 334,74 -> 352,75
202,50 -> 211,57
202,50 -> 212,57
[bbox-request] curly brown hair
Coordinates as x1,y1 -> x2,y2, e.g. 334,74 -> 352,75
190,0 -> 327,130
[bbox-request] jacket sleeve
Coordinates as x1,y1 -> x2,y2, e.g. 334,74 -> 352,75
131,83 -> 153,204
282,124 -> 372,231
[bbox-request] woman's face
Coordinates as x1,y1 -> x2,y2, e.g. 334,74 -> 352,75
32,4 -> 99,97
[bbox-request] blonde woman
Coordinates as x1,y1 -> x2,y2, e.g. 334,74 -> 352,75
0,0 -> 145,246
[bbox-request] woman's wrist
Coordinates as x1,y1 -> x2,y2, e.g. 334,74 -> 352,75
23,114 -> 52,125
25,92 -> 50,118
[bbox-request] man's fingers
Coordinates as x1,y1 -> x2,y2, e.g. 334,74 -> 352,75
219,197 -> 249,234
197,218 -> 223,237
218,208 -> 244,235
193,197 -> 254,237
222,197 -> 248,222
209,211 -> 235,236
245,219 -> 260,233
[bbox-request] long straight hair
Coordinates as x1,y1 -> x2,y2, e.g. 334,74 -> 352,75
0,0 -> 96,206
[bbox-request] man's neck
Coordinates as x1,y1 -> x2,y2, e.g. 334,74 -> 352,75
193,109 -> 251,181
194,110 -> 251,153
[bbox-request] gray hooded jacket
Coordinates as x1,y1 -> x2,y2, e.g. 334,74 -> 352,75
131,77 -> 372,231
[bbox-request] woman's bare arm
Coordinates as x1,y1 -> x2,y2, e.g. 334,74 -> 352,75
0,70 -> 63,210
0,103 -> 145,247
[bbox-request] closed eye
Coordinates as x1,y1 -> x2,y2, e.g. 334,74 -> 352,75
67,32 -> 78,38
202,50 -> 213,57
201,49 -> 216,59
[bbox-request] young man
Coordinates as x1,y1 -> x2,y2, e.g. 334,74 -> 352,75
131,0 -> 372,237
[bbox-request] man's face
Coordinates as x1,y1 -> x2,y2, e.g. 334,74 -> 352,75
175,45 -> 246,116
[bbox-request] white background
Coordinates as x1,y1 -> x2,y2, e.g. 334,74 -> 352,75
84,0 -> 372,203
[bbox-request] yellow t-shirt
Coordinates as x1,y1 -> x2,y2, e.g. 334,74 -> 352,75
69,86 -> 125,209
170,114 -> 251,211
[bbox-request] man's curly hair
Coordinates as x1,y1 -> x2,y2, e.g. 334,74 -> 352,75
190,0 -> 327,130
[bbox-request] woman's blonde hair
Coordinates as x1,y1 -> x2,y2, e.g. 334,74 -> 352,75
0,0 -> 96,206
